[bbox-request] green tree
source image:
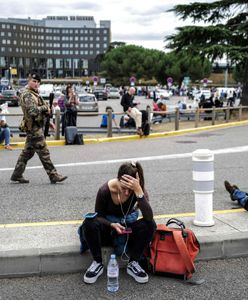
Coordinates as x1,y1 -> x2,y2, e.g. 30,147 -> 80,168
100,44 -> 210,87
157,51 -> 212,87
165,0 -> 248,104
101,45 -> 166,86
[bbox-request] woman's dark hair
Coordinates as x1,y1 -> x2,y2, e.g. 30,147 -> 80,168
117,161 -> 145,190
65,84 -> 72,98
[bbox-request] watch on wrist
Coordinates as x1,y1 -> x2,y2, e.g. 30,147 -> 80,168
136,194 -> 144,199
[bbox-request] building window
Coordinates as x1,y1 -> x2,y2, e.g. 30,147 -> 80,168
65,59 -> 71,68
0,57 -> 6,66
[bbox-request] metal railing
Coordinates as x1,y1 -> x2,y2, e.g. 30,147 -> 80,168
1,105 -> 248,140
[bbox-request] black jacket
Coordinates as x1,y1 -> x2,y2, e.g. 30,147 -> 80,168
120,92 -> 134,112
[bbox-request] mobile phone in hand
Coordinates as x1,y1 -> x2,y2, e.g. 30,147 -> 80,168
83,212 -> 98,219
121,227 -> 132,234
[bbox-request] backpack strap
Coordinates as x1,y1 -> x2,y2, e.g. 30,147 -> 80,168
172,230 -> 195,278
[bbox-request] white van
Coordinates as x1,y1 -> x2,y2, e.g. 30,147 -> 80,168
39,84 -> 54,102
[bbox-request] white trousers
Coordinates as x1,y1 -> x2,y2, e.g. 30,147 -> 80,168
126,107 -> 142,128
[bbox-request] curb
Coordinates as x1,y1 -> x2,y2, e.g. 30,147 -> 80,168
1,120 -> 248,150
1,232 -> 248,278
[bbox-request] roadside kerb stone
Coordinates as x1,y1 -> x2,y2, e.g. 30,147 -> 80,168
1,212 -> 248,278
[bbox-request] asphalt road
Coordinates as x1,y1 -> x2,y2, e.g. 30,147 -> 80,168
1,124 -> 248,224
0,257 -> 247,300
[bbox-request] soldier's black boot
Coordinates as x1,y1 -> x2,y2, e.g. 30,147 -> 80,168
50,174 -> 68,184
10,175 -> 29,183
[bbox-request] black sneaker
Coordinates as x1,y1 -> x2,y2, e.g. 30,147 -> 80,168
127,260 -> 148,283
83,261 -> 104,284
224,181 -> 236,201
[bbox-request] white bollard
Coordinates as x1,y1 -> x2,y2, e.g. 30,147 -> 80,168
192,149 -> 215,226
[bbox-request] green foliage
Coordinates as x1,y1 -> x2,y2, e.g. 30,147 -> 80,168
166,0 -> 248,103
100,44 -> 211,86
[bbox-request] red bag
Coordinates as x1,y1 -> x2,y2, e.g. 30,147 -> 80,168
148,218 -> 200,279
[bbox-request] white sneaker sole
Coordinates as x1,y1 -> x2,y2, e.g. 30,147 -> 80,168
84,267 -> 104,284
127,268 -> 148,283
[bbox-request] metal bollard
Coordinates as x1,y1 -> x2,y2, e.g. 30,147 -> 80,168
192,149 -> 215,226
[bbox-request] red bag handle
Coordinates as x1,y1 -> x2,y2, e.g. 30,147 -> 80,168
172,230 -> 195,278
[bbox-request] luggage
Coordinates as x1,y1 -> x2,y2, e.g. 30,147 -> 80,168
142,122 -> 150,136
141,110 -> 150,136
65,126 -> 83,145
74,133 -> 84,145
146,218 -> 200,280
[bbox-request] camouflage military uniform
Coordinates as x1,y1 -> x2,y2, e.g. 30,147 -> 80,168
11,88 -> 59,181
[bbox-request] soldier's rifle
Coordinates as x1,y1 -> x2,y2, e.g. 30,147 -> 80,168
44,92 -> 54,138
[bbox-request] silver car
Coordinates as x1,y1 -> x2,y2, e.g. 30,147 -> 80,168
108,87 -> 120,99
77,93 -> 99,113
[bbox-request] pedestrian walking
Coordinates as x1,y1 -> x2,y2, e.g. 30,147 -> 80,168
10,72 -> 67,184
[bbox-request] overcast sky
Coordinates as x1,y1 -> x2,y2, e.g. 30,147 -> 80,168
0,0 -> 215,51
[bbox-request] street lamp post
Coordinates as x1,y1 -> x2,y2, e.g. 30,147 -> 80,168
9,67 -> 12,87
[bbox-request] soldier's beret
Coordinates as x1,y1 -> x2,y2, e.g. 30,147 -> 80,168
29,72 -> 41,82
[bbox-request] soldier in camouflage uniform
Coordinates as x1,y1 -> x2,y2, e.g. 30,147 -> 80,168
10,72 -> 67,184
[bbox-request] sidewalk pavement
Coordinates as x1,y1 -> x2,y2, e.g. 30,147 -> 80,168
0,209 -> 247,278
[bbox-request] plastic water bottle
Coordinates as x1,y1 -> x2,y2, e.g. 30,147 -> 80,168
107,254 -> 119,292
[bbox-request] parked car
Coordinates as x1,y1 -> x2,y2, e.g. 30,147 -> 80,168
93,88 -> 108,101
194,89 -> 211,101
108,87 -> 120,99
0,89 -> 19,106
77,93 -> 99,113
150,88 -> 171,100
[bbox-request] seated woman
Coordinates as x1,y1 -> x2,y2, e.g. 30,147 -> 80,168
82,161 -> 156,284
0,108 -> 12,150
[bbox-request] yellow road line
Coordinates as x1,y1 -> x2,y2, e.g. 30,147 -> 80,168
0,208 -> 245,229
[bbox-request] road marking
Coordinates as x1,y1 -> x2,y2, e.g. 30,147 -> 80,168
0,208 -> 245,228
1,145 -> 248,172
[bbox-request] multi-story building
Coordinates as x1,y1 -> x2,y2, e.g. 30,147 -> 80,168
0,16 -> 111,79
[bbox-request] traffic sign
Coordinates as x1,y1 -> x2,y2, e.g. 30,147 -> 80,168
129,76 -> 136,83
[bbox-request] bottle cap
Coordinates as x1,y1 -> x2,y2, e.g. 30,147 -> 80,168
111,254 -> 116,259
